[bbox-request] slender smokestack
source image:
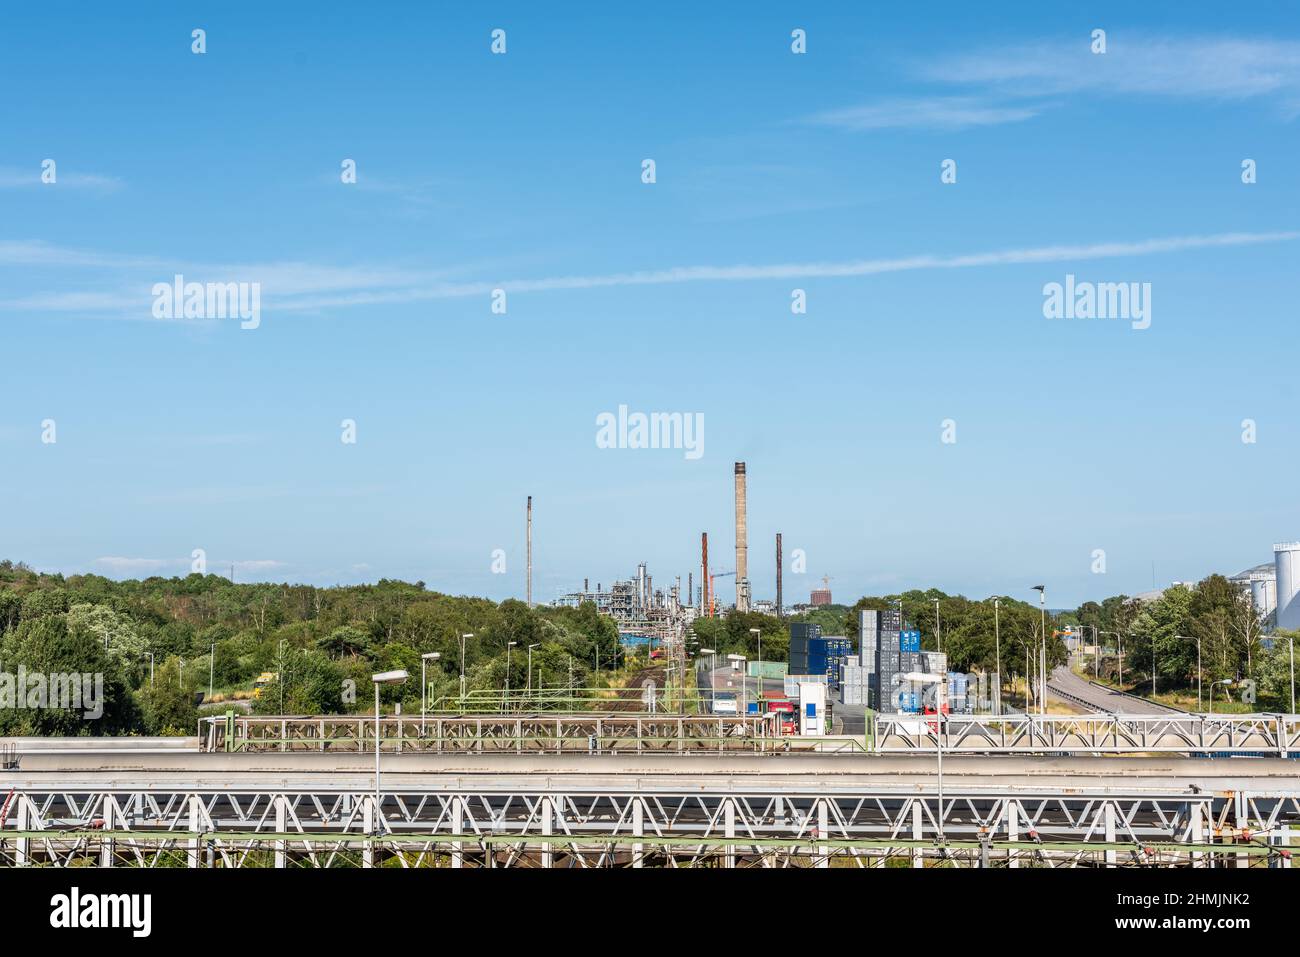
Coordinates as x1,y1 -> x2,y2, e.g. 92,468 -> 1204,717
701,532 -> 709,616
734,462 -> 749,611
776,532 -> 783,617
584,577 -> 589,593
526,495 -> 533,607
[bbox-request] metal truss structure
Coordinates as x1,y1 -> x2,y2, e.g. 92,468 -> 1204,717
201,713 -> 775,754
2,762 -> 1296,869
873,712 -> 1300,756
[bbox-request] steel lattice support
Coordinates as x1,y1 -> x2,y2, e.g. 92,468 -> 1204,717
873,712 -> 1300,756
1,783 -> 1294,869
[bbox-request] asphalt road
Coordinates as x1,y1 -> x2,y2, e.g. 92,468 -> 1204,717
1046,664 -> 1183,714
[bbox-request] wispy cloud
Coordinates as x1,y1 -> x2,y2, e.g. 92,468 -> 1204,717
922,36 -> 1300,102
92,556 -> 287,578
813,35 -> 1300,131
807,96 -> 1045,131
0,167 -> 123,191
2,231 -> 1295,317
92,556 -> 174,573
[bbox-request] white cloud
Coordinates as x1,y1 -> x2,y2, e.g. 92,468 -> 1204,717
92,557 -> 176,573
3,231 -> 1296,317
922,36 -> 1300,102
0,167 -> 123,191
807,96 -> 1044,131
815,35 -> 1300,131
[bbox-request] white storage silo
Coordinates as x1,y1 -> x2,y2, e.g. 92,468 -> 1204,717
1273,543 -> 1300,630
1250,571 -> 1276,619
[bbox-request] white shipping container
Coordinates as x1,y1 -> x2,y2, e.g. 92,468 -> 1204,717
798,682 -> 827,736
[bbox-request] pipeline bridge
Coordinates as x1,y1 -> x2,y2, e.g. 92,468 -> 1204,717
186,711 -> 1300,758
1,719 -> 1298,869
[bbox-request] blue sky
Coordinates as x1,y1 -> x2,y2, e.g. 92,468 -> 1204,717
2,2 -> 1298,608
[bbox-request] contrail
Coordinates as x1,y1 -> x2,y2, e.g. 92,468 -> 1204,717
279,230 -> 1300,310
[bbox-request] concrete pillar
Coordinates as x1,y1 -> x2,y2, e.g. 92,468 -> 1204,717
1235,792 -> 1249,869
817,798 -> 830,869
724,799 -> 735,869
451,796 -> 463,869
275,794 -> 287,869
1005,802 -> 1018,869
1190,802 -> 1205,869
188,795 -> 203,869
632,798 -> 644,868
15,795 -> 29,867
540,796 -> 554,869
363,798 -> 375,869
1104,803 -> 1117,867
912,801 -> 924,868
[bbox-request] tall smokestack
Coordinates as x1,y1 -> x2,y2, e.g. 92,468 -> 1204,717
526,495 -> 533,607
701,532 -> 709,617
734,462 -> 749,611
776,532 -> 783,616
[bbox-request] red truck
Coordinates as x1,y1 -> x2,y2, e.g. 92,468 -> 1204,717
762,696 -> 798,735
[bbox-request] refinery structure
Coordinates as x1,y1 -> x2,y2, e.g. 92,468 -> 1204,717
5,458 -> 1299,876
552,460 -> 773,640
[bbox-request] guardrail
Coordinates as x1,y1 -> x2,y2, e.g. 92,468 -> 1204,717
200,712 -> 776,754
872,712 -> 1300,756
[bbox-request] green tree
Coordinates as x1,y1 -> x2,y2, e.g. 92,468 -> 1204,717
139,657 -> 199,734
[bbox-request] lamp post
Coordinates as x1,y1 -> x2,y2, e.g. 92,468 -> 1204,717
749,628 -> 761,707
505,641 -> 518,711
728,654 -> 748,716
907,670 -> 948,844
1031,586 -> 1046,715
934,599 -> 942,653
147,652 -> 155,687
1175,635 -> 1200,711
1287,634 -> 1296,715
458,633 -> 474,707
527,643 -> 540,698
699,648 -> 716,712
371,669 -> 409,832
991,598 -> 1001,714
421,652 -> 441,734
208,642 -> 215,704
1210,678 -> 1233,714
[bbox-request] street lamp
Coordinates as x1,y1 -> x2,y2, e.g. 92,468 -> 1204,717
458,633 -> 474,706
727,654 -> 748,715
696,647 -> 717,712
749,628 -> 761,707
505,641 -> 518,711
208,642 -> 215,704
1176,635 -> 1200,711
906,669 -> 948,844
934,599 -> 942,653
1209,678 -> 1233,714
990,598 -> 1001,715
1031,586 -> 1046,716
1284,634 -> 1296,715
371,669 -> 409,831
147,652 -> 155,686
420,652 -> 441,734
527,643 -> 540,697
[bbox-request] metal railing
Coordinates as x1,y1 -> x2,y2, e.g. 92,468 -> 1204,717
200,712 -> 776,753
872,711 -> 1300,755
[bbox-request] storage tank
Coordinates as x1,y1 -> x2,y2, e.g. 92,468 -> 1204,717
1274,543 -> 1300,630
1250,571 -> 1276,619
